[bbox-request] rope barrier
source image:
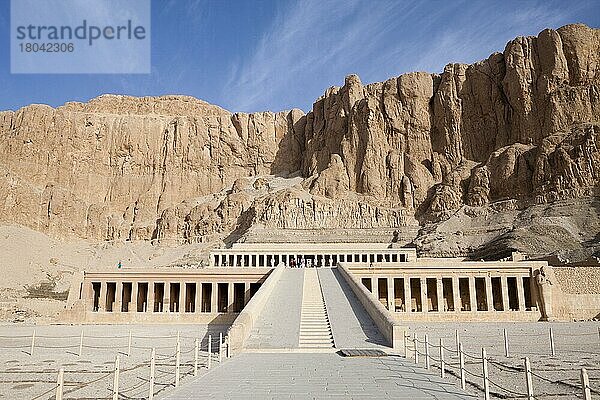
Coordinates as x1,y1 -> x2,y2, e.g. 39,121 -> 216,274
462,367 -> 485,379
30,384 -> 60,400
462,351 -> 482,360
486,377 -> 527,397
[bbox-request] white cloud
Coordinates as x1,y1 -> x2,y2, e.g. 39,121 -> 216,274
221,0 -> 595,113
222,0 -> 411,112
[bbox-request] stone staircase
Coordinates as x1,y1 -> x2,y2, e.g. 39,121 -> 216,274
299,269 -> 335,348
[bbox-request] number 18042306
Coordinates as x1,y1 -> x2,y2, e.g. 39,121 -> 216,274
19,42 -> 74,52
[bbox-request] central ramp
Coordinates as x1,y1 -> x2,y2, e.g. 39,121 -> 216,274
299,269 -> 334,348
319,267 -> 389,349
245,268 -> 304,349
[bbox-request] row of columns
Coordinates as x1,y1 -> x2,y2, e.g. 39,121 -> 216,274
90,280 -> 257,314
213,252 -> 406,267
365,275 -> 533,313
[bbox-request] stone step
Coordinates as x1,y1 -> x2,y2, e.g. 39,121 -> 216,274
299,269 -> 334,349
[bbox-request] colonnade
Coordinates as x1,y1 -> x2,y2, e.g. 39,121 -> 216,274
211,252 -> 407,267
361,274 -> 536,313
88,280 -> 262,314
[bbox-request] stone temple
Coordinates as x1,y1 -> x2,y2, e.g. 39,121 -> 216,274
63,242 -> 599,349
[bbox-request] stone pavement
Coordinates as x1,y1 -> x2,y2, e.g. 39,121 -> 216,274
318,267 -> 388,349
163,352 -> 476,399
245,268 -> 304,349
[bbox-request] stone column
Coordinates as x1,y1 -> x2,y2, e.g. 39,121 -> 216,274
452,276 -> 461,312
436,278 -> 444,312
164,281 -> 171,313
99,281 -> 106,312
387,278 -> 395,311
227,282 -> 234,312
131,281 -> 138,313
148,281 -> 155,313
468,276 -> 477,312
178,282 -> 184,313
211,282 -> 218,313
240,255 -> 245,267
373,277 -> 380,303
82,281 -> 91,311
244,282 -> 251,305
115,281 -> 123,313
420,277 -> 428,312
403,277 -> 411,313
195,282 -> 201,313
485,276 -> 494,311
501,276 -> 510,311
516,276 -> 526,311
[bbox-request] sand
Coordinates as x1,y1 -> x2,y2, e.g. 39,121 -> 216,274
405,321 -> 600,399
0,324 -> 229,400
0,225 -> 212,323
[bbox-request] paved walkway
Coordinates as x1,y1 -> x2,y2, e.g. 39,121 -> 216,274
319,267 -> 388,349
245,268 -> 304,349
163,352 -> 475,399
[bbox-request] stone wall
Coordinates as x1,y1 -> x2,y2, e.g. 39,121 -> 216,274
550,266 -> 600,320
553,266 -> 600,294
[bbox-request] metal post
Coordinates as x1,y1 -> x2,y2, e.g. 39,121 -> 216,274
503,328 -> 509,358
219,332 -> 223,363
413,333 -> 418,364
459,343 -> 465,390
403,333 -> 408,358
581,368 -> 591,400
455,329 -> 460,354
56,368 -> 64,400
440,338 -> 445,379
425,334 -> 430,370
79,329 -> 84,357
549,327 -> 555,356
482,348 -> 489,400
175,339 -> 181,387
30,330 -> 35,356
226,335 -> 230,358
127,330 -> 132,357
112,355 -> 120,400
208,335 -> 212,369
194,338 -> 199,376
149,348 -> 155,400
525,356 -> 534,400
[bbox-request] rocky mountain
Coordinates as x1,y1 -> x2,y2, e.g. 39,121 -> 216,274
0,23 -> 599,261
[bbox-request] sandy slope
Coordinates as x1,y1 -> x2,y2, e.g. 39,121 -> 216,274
0,224 -> 211,323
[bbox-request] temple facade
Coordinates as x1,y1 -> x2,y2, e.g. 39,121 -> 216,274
63,243 -> 596,323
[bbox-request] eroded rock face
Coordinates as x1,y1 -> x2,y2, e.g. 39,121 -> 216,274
0,96 -> 304,241
309,154 -> 350,199
0,24 -> 598,260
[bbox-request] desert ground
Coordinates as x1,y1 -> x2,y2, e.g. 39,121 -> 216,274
0,321 -> 597,399
0,324 -> 229,399
405,321 -> 600,399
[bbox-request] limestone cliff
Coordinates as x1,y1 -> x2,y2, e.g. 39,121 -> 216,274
0,24 -> 599,261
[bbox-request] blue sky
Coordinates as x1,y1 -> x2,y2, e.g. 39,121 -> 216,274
0,0 -> 598,113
